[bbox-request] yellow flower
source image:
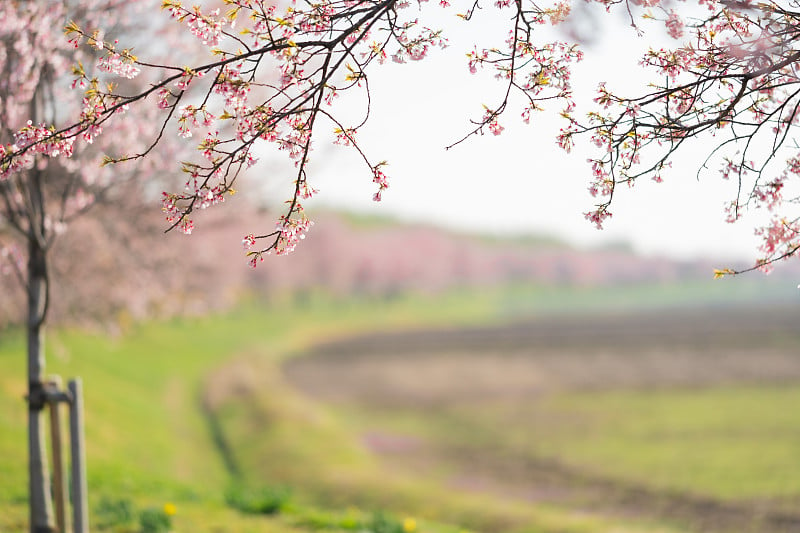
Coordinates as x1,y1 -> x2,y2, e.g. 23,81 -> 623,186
402,517 -> 417,533
163,502 -> 177,516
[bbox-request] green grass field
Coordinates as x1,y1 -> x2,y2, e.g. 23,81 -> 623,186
0,289 -> 529,533
332,384 -> 800,500
1,280 -> 797,532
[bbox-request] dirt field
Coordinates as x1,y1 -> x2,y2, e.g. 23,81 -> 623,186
287,305 -> 800,402
284,304 -> 800,533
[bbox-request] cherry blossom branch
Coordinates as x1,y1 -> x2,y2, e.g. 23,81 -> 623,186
7,0 -> 800,274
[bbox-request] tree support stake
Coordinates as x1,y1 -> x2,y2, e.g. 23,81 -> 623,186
31,376 -> 88,533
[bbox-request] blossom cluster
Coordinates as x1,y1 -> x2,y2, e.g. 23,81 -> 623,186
554,0 -> 800,272
137,0 -> 452,262
96,51 -> 140,79
460,5 -> 582,148
1,122 -> 76,180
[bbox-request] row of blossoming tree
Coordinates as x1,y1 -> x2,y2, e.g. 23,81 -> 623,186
4,0 -> 800,530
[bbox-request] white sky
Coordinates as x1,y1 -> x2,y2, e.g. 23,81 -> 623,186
300,4 -> 771,262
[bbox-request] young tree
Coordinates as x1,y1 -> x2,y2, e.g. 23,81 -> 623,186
0,2 -> 180,531
4,0 -> 800,528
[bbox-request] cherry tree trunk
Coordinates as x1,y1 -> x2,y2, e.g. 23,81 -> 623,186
27,236 -> 55,533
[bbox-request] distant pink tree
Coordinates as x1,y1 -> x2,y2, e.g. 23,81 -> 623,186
4,0 -> 800,528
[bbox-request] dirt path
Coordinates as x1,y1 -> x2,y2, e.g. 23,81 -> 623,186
285,305 -> 800,533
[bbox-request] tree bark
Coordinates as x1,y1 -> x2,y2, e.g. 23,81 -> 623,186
28,235 -> 55,533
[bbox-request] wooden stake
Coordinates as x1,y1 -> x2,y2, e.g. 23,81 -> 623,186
68,379 -> 88,533
46,376 -> 67,533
